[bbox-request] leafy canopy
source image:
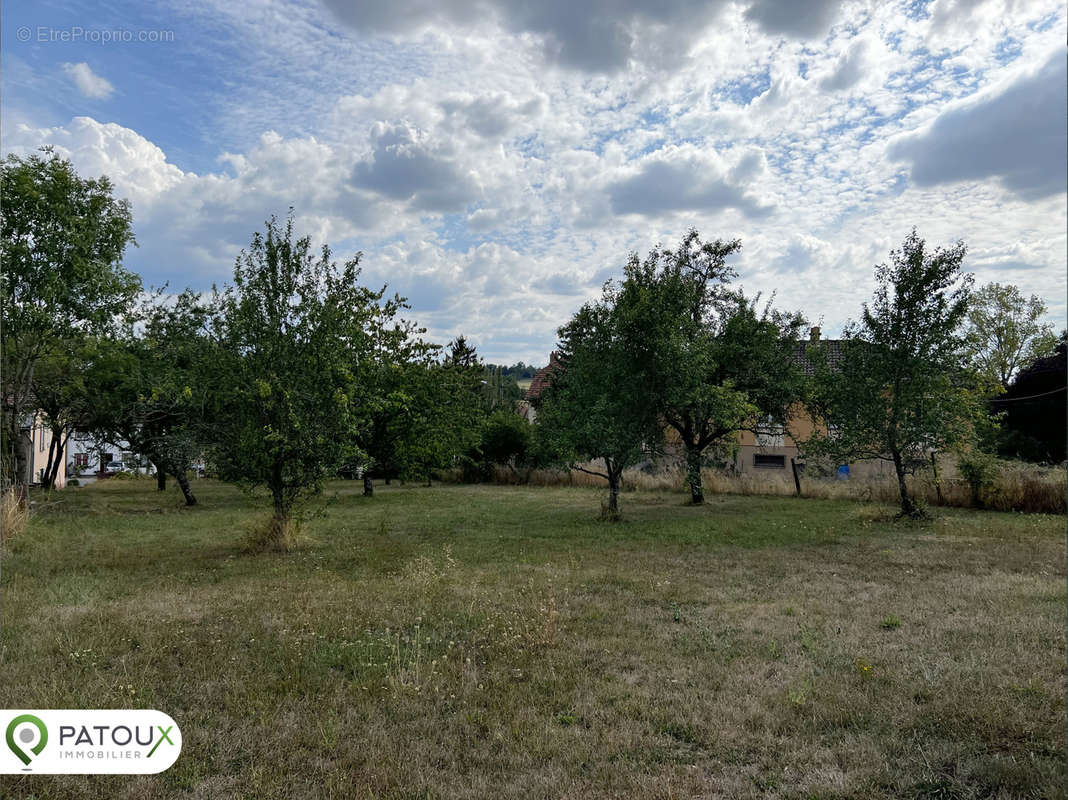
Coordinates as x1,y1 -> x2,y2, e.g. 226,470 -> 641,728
965,282 -> 1057,392
1,148 -> 140,485
535,294 -> 662,514
208,215 -> 377,519
613,229 -> 807,503
805,229 -> 980,516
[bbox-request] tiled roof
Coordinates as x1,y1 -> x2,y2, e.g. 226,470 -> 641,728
794,339 -> 844,376
524,352 -> 561,403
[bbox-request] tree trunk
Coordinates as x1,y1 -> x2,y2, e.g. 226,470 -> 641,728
930,451 -> 943,506
604,459 -> 621,519
175,471 -> 197,506
790,458 -> 802,496
685,444 -> 704,505
891,449 -> 916,517
46,434 -> 67,489
41,427 -> 62,489
44,428 -> 69,489
426,473 -> 432,487
363,473 -> 374,497
154,463 -> 167,492
384,476 -> 391,485
255,487 -> 292,551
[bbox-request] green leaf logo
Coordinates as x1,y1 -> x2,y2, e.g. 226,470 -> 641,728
6,714 -> 48,766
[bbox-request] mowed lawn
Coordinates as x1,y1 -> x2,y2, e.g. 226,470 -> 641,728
2,479 -> 1065,799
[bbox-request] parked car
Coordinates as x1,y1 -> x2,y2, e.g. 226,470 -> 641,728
103,461 -> 127,474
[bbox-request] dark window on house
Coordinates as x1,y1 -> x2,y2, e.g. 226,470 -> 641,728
754,454 -> 786,469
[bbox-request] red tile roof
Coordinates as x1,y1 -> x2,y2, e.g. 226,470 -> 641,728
524,351 -> 562,403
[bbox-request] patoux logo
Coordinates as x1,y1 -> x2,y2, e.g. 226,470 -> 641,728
1,710 -> 181,775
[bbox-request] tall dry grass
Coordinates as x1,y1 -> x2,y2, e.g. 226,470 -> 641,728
1,486 -> 30,542
442,460 -> 1066,514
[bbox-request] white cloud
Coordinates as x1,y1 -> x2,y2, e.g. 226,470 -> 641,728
4,0 -> 1065,361
606,145 -> 774,218
62,62 -> 115,99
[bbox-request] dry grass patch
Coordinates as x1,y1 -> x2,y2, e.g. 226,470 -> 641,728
447,458 -> 1068,514
0,486 -> 29,543
1,480 -> 1063,798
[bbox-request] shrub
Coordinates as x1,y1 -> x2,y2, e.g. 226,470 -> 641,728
241,513 -> 307,553
480,411 -> 531,469
67,478 -> 80,487
957,450 -> 1000,507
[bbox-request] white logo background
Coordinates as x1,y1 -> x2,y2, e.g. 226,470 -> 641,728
2,709 -> 182,774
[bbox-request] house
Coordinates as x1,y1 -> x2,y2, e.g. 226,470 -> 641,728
66,432 -> 155,476
17,411 -> 68,488
520,351 -> 563,422
732,329 -> 892,478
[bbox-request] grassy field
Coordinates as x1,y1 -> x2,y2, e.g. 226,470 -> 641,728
1,479 -> 1065,799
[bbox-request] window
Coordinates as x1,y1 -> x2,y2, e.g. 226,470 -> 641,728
39,426 -> 47,452
754,454 -> 786,469
75,453 -> 89,468
756,415 -> 785,448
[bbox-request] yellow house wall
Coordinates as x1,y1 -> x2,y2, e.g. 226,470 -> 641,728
25,414 -> 67,488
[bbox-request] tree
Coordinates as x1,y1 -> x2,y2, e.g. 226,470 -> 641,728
535,295 -> 662,517
81,291 -> 212,505
394,339 -> 485,486
993,331 -> 1066,463
965,282 -> 1057,391
0,149 -> 140,487
615,230 -> 807,504
353,302 -> 437,497
208,215 -> 377,548
806,230 -> 979,517
29,342 -> 93,490
479,410 -> 532,470
478,365 -> 524,412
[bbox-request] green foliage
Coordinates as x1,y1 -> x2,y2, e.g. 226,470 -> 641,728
394,339 -> 486,484
350,298 -> 439,489
27,340 -> 99,489
613,229 -> 807,504
805,229 -> 981,518
965,282 -> 1058,392
478,365 -> 525,411
0,149 -> 140,486
79,291 -> 212,505
480,410 -> 532,467
535,292 -> 662,515
957,449 -> 1000,507
208,215 -> 378,526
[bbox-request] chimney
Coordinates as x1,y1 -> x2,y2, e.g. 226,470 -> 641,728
809,326 -> 821,342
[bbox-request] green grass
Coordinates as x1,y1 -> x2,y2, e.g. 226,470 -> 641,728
2,479 -> 1065,798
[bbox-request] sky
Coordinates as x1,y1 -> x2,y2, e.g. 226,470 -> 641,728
2,0 -> 1065,365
